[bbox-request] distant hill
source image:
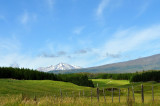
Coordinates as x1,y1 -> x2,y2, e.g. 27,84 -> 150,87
48,54 -> 160,73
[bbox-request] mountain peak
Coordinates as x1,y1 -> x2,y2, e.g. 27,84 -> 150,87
37,63 -> 81,72
57,62 -> 67,66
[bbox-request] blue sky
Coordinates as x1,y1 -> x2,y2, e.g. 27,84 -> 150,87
0,0 -> 160,69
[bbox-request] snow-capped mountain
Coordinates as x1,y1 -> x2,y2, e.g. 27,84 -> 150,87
10,63 -> 19,68
37,63 -> 81,72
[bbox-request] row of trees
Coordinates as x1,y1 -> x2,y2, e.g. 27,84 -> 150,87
58,74 -> 94,87
86,70 -> 160,82
0,67 -> 94,87
1,67 -> 160,84
86,73 -> 134,80
130,70 -> 160,82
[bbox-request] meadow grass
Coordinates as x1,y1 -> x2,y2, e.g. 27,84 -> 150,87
0,79 -> 92,97
92,79 -> 130,88
1,79 -> 160,105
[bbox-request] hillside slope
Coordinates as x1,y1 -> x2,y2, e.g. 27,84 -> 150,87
49,54 -> 160,73
0,79 -> 92,97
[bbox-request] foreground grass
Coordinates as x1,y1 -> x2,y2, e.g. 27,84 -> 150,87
1,95 -> 160,106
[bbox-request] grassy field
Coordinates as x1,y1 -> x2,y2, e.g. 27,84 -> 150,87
0,79 -> 93,97
92,79 -> 130,88
1,78 -> 160,105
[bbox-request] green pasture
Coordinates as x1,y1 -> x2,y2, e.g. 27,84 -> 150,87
1,79 -> 160,97
0,79 -> 92,97
92,79 -> 130,88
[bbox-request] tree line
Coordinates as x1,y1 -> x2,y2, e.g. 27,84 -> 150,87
1,67 -> 159,84
0,67 -> 94,87
130,70 -> 160,82
86,73 -> 134,80
86,70 -> 160,82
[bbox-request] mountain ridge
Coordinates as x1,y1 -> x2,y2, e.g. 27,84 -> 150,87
48,54 -> 160,73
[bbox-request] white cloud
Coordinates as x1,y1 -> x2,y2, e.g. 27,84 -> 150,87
0,41 -> 55,69
1,25 -> 160,70
0,36 -> 20,53
0,36 -> 21,67
96,0 -> 110,17
46,0 -> 54,9
0,15 -> 6,21
76,24 -> 160,67
73,26 -> 85,35
20,12 -> 37,25
99,25 -> 160,58
21,12 -> 29,24
136,1 -> 150,17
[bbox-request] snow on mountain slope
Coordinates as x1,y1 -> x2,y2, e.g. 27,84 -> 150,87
37,63 -> 81,72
